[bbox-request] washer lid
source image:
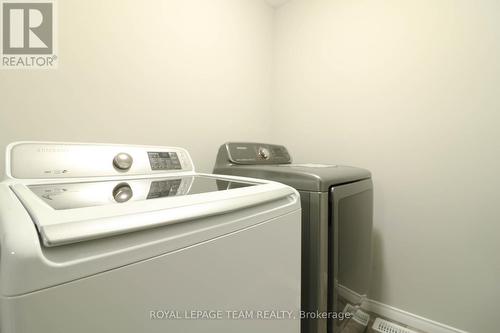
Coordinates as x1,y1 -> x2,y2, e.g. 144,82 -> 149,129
26,175 -> 256,210
10,175 -> 296,247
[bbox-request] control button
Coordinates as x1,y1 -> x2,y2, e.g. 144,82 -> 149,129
113,183 -> 133,203
258,147 -> 270,160
113,153 -> 133,171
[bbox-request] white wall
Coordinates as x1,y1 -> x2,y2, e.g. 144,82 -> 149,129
0,0 -> 274,174
272,1 -> 500,332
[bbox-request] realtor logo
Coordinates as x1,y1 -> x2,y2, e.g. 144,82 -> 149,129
1,0 -> 57,68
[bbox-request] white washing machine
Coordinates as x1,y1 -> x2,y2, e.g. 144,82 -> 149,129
0,142 -> 301,333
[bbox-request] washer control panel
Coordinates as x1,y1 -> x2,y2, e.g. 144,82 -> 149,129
8,142 -> 194,179
225,142 -> 291,165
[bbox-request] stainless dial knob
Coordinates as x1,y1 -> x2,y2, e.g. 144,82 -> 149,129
113,153 -> 133,170
113,183 -> 133,203
258,147 -> 270,160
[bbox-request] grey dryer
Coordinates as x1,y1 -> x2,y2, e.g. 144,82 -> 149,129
214,142 -> 373,333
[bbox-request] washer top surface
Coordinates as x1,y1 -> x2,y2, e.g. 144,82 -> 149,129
214,142 -> 371,192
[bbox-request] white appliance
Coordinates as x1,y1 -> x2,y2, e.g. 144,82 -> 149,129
0,142 -> 301,333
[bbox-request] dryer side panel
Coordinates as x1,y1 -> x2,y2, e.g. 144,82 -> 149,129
300,191 -> 329,333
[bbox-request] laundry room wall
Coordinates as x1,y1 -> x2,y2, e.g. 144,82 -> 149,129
271,1 -> 500,332
0,0 -> 274,176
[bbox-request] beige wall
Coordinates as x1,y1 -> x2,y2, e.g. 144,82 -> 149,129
2,1 -> 499,331
272,1 -> 500,332
0,0 -> 274,174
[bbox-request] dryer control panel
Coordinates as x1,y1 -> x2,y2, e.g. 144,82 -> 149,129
7,142 -> 194,179
222,142 -> 291,165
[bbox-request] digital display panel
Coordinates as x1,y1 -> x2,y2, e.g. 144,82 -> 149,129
148,152 -> 182,170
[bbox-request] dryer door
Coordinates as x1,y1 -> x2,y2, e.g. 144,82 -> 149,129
329,179 -> 373,332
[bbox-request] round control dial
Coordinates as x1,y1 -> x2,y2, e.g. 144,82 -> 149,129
258,147 -> 270,160
113,183 -> 133,203
113,153 -> 133,171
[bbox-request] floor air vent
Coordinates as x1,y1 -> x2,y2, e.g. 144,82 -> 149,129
372,318 -> 419,333
352,309 -> 370,326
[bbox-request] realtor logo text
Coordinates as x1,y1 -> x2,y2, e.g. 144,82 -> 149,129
1,0 -> 57,68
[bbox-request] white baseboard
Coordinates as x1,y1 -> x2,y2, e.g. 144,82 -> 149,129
337,283 -> 367,305
338,284 -> 469,333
